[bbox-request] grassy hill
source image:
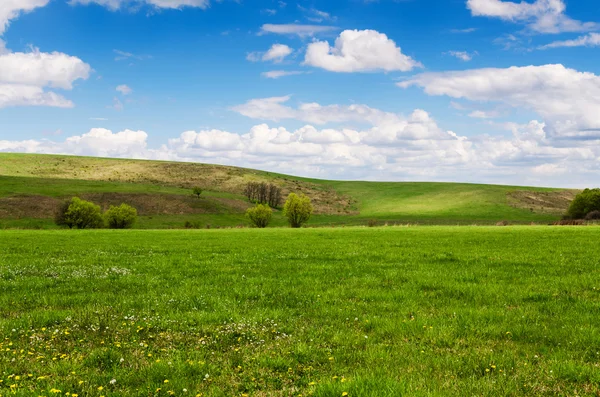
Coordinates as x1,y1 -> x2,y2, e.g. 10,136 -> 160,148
0,153 -> 577,228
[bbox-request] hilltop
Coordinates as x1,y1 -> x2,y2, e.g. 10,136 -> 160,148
0,153 -> 577,228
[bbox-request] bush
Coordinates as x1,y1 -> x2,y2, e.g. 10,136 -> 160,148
63,197 -> 103,229
283,193 -> 313,228
192,187 -> 203,198
246,204 -> 273,228
585,210 -> 600,220
105,204 -> 138,229
367,219 -> 378,227
184,220 -> 201,229
567,188 -> 600,219
55,199 -> 75,229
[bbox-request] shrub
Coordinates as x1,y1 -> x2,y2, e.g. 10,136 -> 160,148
567,188 -> 600,219
192,187 -> 203,198
283,193 -> 313,228
585,210 -> 600,220
105,204 -> 138,229
246,204 -> 273,228
184,220 -> 201,229
63,197 -> 103,229
55,199 -> 75,229
367,219 -> 378,227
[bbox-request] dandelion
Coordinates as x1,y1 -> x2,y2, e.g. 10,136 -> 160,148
97,386 -> 104,391
110,379 -> 116,385
164,380 -> 169,383
342,393 -> 349,397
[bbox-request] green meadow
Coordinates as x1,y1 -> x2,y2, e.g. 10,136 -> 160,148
1,227 -> 599,396
0,154 -> 578,228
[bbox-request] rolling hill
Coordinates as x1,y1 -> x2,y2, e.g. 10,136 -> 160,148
0,153 -> 577,229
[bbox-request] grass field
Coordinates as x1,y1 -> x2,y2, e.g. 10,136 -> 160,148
0,154 -> 579,228
1,227 -> 599,396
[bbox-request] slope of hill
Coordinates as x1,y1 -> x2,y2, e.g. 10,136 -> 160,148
0,153 -> 577,228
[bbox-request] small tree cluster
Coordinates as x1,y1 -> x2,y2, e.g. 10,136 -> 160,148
567,188 -> 600,219
244,182 -> 282,208
283,193 -> 313,228
246,204 -> 273,228
55,198 -> 138,229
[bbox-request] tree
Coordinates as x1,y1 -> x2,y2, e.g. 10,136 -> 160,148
246,204 -> 273,228
105,204 -> 138,229
283,193 -> 313,228
192,187 -> 203,198
55,199 -> 75,229
63,197 -> 104,229
567,188 -> 600,219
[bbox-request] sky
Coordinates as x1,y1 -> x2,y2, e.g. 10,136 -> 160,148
1,0 -> 600,188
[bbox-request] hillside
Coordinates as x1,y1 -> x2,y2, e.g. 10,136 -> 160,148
0,153 -> 577,228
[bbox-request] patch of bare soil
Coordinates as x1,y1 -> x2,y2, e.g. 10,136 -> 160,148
80,193 -> 251,215
0,193 -> 254,219
507,190 -> 578,215
0,195 -> 60,218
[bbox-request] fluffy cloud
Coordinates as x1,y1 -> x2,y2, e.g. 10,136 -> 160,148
304,29 -> 422,73
0,128 -> 148,158
69,0 -> 210,10
0,0 -> 49,35
466,0 -> 598,33
2,103 -> 599,186
247,44 -> 293,63
399,64 -> 600,138
259,24 -> 338,37
0,48 -> 91,108
116,84 -> 133,95
0,1 -> 91,108
540,33 -> 600,49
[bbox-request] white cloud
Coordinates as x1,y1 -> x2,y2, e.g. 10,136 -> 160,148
446,51 -> 476,61
69,0 -> 210,10
0,48 -> 91,109
259,24 -> 338,37
116,84 -> 133,95
247,44 -> 293,63
2,102 -> 599,186
0,50 -> 91,89
540,33 -> 600,49
466,0 -> 598,33
399,64 -> 600,138
0,0 -> 49,35
262,70 -> 305,79
0,84 -> 74,108
304,29 -> 422,73
263,44 -> 293,62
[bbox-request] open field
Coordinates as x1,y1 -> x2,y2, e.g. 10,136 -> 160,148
1,227 -> 599,396
0,154 -> 578,228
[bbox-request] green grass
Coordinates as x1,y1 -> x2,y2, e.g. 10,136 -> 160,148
1,227 -> 599,396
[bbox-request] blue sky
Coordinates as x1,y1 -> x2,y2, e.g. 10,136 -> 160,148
1,0 -> 600,187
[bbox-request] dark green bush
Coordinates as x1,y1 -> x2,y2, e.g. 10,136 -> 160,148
567,189 -> 600,219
